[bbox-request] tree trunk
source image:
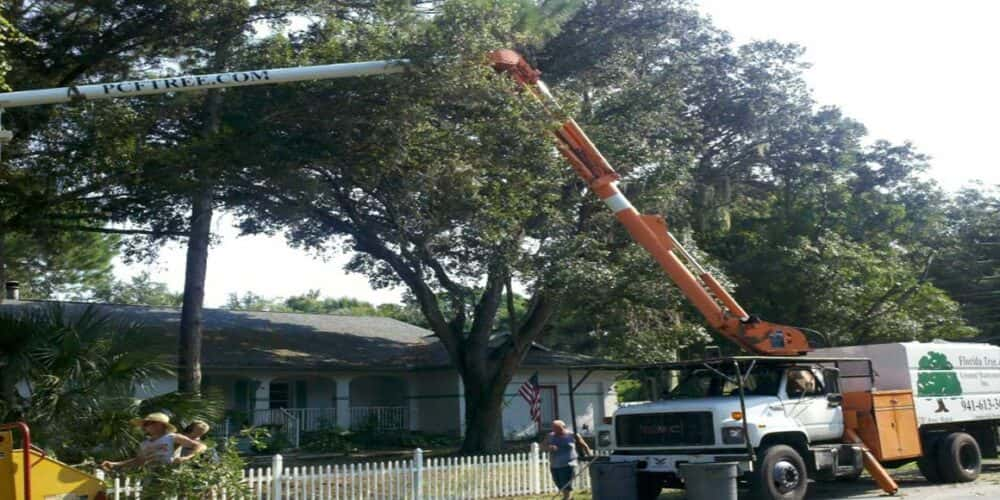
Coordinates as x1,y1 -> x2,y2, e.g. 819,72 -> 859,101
177,189 -> 212,393
0,361 -> 16,418
176,34 -> 228,393
460,375 -> 508,453
0,229 -> 6,304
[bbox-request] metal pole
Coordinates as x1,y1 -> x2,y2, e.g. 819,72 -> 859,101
567,369 -> 579,435
0,59 -> 410,108
733,361 -> 755,465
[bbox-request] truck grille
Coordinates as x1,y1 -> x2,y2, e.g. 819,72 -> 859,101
615,412 -> 715,447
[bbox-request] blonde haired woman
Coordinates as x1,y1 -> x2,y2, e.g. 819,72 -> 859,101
100,412 -> 207,470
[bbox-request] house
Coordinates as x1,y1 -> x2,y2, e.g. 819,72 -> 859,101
0,299 -> 622,440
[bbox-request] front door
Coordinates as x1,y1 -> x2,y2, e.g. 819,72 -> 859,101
781,367 -> 844,442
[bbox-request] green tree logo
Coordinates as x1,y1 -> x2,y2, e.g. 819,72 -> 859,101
917,351 -> 962,397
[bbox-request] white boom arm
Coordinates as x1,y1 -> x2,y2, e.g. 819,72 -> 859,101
0,59 -> 409,108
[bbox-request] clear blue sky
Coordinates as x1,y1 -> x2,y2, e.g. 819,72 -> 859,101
117,0 -> 1000,307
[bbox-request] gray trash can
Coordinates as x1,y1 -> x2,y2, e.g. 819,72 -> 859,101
589,457 -> 638,500
679,462 -> 739,500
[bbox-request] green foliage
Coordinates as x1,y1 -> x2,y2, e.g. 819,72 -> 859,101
249,429 -> 293,454
0,303 -> 225,463
123,438 -> 250,499
300,426 -> 353,453
928,186 -> 1000,338
2,0 -> 994,454
535,1 -> 980,355
0,10 -> 29,91
615,379 -> 644,403
224,289 -> 426,324
89,271 -> 183,307
2,231 -> 119,299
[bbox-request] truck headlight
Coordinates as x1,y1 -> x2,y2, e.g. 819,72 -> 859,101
721,426 -> 745,444
598,430 -> 612,448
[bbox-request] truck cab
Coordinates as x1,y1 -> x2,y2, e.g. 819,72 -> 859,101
608,356 -> 868,500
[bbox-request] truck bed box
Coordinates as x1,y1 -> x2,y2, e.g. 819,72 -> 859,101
815,341 -> 1000,427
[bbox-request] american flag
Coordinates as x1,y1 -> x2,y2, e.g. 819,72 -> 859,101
518,372 -> 541,424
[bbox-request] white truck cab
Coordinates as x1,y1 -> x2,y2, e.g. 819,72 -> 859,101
607,356 -> 867,500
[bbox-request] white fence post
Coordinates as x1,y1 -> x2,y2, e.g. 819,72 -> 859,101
530,442 -> 541,494
97,446 -> 596,499
413,448 -> 424,500
272,454 -> 284,500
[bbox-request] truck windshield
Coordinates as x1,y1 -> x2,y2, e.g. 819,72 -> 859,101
665,365 -> 782,398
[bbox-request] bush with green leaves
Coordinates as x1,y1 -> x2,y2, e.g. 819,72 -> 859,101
301,426 -> 353,453
298,425 -> 459,453
0,304 -> 223,464
121,438 -> 250,499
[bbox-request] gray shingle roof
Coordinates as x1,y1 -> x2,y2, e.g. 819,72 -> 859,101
0,300 -> 614,371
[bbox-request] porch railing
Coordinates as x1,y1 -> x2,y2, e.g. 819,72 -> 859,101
250,407 -> 337,432
350,406 -> 409,431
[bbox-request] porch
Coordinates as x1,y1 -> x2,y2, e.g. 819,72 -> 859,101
243,406 -> 410,432
211,371 -> 446,435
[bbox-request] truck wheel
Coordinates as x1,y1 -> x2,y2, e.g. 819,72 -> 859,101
918,455 -> 944,483
636,474 -> 662,500
936,432 -> 981,483
662,475 -> 684,490
918,435 -> 944,483
750,445 -> 809,500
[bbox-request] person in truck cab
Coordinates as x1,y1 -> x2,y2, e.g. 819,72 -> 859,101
787,368 -> 818,397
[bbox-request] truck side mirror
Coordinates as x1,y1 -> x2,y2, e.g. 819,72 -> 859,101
822,367 -> 841,395
827,393 -> 843,407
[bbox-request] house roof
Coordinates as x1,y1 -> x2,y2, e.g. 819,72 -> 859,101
0,300 -> 619,371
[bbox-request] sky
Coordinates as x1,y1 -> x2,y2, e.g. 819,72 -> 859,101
115,0 -> 1000,308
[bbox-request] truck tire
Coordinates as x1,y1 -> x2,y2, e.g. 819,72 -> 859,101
936,432 -> 981,483
918,455 -> 944,483
662,475 -> 684,490
917,435 -> 944,483
750,445 -> 809,500
636,474 -> 662,500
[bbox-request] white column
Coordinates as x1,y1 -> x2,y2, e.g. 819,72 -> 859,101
335,376 -> 353,429
407,376 -> 419,431
604,378 -> 619,421
457,375 -> 466,437
253,377 -> 272,427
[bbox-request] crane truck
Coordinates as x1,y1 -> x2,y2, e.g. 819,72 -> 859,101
489,50 -> 1000,500
1,50 -> 997,500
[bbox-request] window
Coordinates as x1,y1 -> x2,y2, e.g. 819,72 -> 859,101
786,368 -> 822,398
269,382 -> 290,409
664,365 -> 782,399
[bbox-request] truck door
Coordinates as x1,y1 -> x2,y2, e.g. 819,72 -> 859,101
781,367 -> 844,442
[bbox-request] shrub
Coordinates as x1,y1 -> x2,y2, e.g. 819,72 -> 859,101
124,438 -> 250,498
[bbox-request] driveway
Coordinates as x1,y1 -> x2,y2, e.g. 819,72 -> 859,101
515,460 -> 1000,499
807,460 -> 1000,499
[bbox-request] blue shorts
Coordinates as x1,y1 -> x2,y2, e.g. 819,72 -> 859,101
551,466 -> 576,491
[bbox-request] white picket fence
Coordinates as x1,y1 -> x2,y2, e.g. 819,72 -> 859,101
103,443 -> 609,499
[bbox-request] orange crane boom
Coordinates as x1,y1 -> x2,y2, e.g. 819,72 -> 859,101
489,49 -> 811,355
